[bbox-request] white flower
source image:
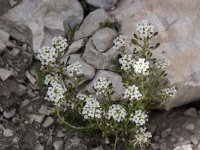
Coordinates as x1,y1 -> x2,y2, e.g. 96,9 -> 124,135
136,20 -> 154,38
82,98 -> 102,119
161,86 -> 177,98
119,54 -> 135,71
130,110 -> 148,126
45,80 -> 66,105
52,36 -> 68,54
113,35 -> 125,50
135,127 -> 152,144
76,93 -> 88,101
107,104 -> 126,122
37,46 -> 58,66
44,74 -> 60,85
155,59 -> 170,70
123,85 -> 142,101
93,77 -> 111,95
134,58 -> 150,76
66,61 -> 83,77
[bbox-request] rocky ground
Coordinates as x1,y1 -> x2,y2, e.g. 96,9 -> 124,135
1,0 -> 200,150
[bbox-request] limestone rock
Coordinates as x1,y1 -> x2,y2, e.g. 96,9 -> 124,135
75,9 -> 115,40
67,38 -> 86,55
0,29 -> 10,43
3,0 -> 83,52
86,70 -> 125,98
3,129 -> 13,137
0,40 -> 6,54
0,68 -> 13,81
3,108 -> 16,118
86,0 -> 118,10
111,0 -> 200,109
53,140 -> 64,150
92,27 -> 117,52
0,0 -> 21,15
83,39 -> 119,70
42,116 -> 54,128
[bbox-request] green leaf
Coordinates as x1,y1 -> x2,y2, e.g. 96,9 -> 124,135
131,39 -> 139,46
153,43 -> 160,49
153,32 -> 158,37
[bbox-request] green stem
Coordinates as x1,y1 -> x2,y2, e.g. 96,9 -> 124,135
56,107 -> 95,130
113,131 -> 119,150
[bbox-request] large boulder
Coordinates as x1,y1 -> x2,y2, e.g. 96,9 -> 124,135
111,0 -> 200,109
86,0 -> 118,10
2,0 -> 83,52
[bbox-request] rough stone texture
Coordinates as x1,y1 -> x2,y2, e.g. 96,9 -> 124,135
2,0 -> 83,52
53,140 -> 64,150
111,0 -> 200,109
83,39 -> 119,70
3,129 -> 13,137
86,70 -> 125,98
61,54 -> 95,82
0,40 -> 6,54
92,27 -> 117,52
86,0 -> 118,10
0,18 -> 32,46
0,0 -> 21,16
0,68 -> 13,81
67,38 -> 86,55
0,29 -> 10,43
74,9 -> 115,40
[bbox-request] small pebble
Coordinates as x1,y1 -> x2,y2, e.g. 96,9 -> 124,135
42,116 -> 54,128
184,123 -> 195,131
34,143 -> 44,150
184,107 -> 197,117
3,108 -> 16,119
190,135 -> 199,145
3,129 -> 13,137
53,140 -> 64,150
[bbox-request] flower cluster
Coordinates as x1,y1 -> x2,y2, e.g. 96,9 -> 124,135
44,74 -> 60,85
123,85 -> 142,101
93,77 -> 111,95
161,86 -> 177,98
45,80 -> 66,105
119,54 -> 135,71
134,58 -> 150,76
113,35 -> 125,50
134,127 -> 152,144
155,59 -> 170,70
82,98 -> 102,119
107,104 -> 126,122
52,36 -> 68,54
136,20 -> 154,38
37,46 -> 58,66
66,62 -> 83,77
76,93 -> 88,101
130,110 -> 148,126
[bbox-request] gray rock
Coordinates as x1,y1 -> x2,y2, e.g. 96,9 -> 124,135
83,39 -> 119,70
10,48 -> 21,56
17,84 -> 27,96
39,105 -> 50,116
28,114 -> 45,123
3,108 -> 16,118
0,29 -> 10,43
184,107 -> 197,117
0,18 -> 32,46
75,9 -> 115,40
184,123 -> 195,131
61,54 -> 96,82
3,129 -> 13,137
86,0 -> 118,10
3,0 -> 83,52
86,70 -> 125,98
42,116 -> 54,128
71,136 -> 81,146
190,135 -> 199,145
0,68 -> 13,81
57,130 -> 65,138
0,0 -> 21,15
53,140 -> 64,150
151,143 -> 160,150
92,27 -> 117,52
67,38 -> 86,55
92,145 -> 104,150
111,0 -> 200,109
173,144 -> 193,150
160,142 -> 167,150
34,144 -> 44,150
0,40 -> 6,54
5,41 -> 15,48
26,71 -> 36,85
